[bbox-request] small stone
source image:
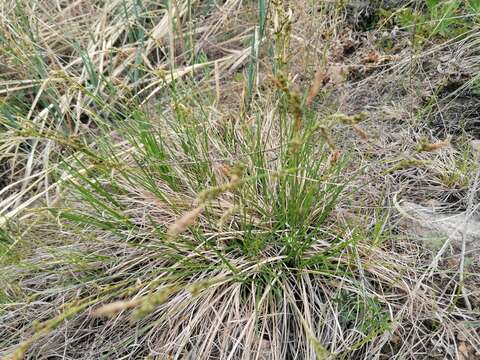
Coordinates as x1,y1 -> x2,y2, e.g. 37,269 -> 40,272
399,202 -> 480,252
471,140 -> 480,154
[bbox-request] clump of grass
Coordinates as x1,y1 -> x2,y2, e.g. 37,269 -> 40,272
2,1 -> 480,359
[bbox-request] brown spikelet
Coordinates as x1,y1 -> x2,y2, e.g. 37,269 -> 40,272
306,68 -> 327,106
291,92 -> 303,133
269,74 -> 288,92
167,205 -> 205,239
213,163 -> 232,184
418,138 -> 450,152
329,149 -> 341,165
352,124 -> 368,140
92,299 -> 141,317
198,176 -> 242,203
218,164 -> 232,177
270,74 -> 303,132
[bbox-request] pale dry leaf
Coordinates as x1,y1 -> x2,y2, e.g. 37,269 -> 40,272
458,341 -> 472,360
327,65 -> 347,85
